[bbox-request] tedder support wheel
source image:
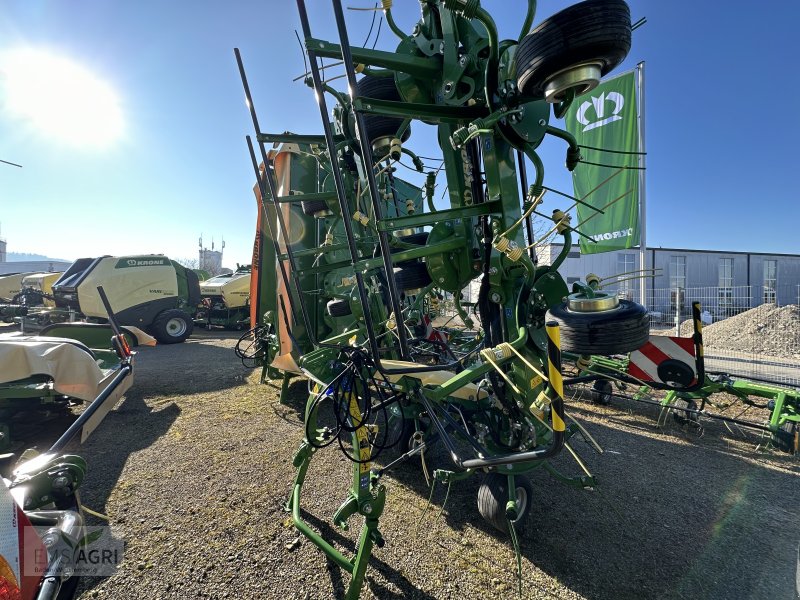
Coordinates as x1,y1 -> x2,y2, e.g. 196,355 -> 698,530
393,262 -> 432,292
672,398 -> 700,426
545,299 -> 649,355
300,198 -> 330,217
151,309 -> 194,344
326,299 -> 352,317
773,421 -> 799,455
590,379 -> 613,405
355,75 -> 412,145
516,0 -> 632,102
477,473 -> 534,535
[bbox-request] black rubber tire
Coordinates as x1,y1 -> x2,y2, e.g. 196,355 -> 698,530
672,398 -> 699,426
773,421 -> 799,455
398,232 -> 429,246
355,76 -> 412,144
516,0 -> 632,99
326,299 -> 352,317
590,379 -> 613,405
301,198 -> 329,216
477,473 -> 534,535
393,262 -> 432,292
545,299 -> 649,355
151,309 -> 194,344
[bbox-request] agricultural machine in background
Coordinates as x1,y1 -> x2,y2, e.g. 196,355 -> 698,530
2,255 -> 201,344
233,0 -> 679,596
0,272 -> 62,324
194,265 -> 252,330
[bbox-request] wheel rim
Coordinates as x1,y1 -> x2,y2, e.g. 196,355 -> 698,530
165,317 -> 187,337
513,486 -> 528,523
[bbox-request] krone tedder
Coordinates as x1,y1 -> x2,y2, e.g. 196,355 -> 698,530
235,1 -> 657,596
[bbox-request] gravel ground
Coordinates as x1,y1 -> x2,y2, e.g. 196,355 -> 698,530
8,328 -> 799,599
668,304 -> 800,360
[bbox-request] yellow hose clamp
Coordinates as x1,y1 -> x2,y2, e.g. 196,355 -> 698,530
585,273 -> 601,287
381,0 -> 392,8
390,137 -> 402,160
406,198 -> 415,213
552,209 -> 571,233
355,63 -> 365,74
575,355 -> 592,371
352,211 -> 370,226
324,232 -> 334,246
386,313 -> 397,330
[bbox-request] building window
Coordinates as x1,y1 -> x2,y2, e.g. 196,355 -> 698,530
718,258 -> 733,310
669,256 -> 686,314
669,256 -> 686,290
617,253 -> 635,299
763,260 -> 777,304
567,251 -> 580,259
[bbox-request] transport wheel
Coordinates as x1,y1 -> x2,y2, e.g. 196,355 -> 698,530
301,198 -> 331,217
545,299 -> 649,355
590,379 -> 613,405
516,0 -> 632,101
393,262 -> 432,292
477,473 -> 534,535
355,75 -> 412,145
398,232 -> 429,246
326,299 -> 352,317
772,421 -> 799,455
671,398 -> 699,426
151,309 -> 194,344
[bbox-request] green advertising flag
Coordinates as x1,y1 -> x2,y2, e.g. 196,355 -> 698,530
565,70 -> 640,254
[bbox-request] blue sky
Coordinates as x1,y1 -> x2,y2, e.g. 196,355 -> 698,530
0,0 -> 797,268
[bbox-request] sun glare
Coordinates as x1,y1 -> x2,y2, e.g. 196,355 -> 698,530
0,48 -> 124,147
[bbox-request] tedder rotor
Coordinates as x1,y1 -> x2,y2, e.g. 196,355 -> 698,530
234,1 -> 650,597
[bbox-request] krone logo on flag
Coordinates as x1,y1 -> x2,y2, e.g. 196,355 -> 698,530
576,91 -> 625,132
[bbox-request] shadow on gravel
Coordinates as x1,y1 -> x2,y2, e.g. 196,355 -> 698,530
71,389 -> 181,597
408,418 -> 800,600
301,511 -> 438,600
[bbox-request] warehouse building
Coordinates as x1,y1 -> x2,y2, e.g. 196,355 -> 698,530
538,244 -> 800,319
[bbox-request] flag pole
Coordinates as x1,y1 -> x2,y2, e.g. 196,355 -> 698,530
636,61 -> 647,307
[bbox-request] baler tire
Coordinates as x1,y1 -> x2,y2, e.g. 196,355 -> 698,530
477,473 -> 533,535
301,198 -> 330,217
151,309 -> 194,344
516,0 -> 632,100
326,299 -> 352,318
355,76 -> 412,146
773,421 -> 799,455
393,262 -> 432,292
545,299 -> 649,355
590,379 -> 613,405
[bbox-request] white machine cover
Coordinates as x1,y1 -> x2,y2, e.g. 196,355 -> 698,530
0,336 -> 107,401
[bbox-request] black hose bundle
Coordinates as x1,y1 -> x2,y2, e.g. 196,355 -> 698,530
234,324 -> 269,368
304,346 -> 405,463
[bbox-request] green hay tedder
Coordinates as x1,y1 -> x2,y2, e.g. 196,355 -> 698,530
232,1 -> 674,596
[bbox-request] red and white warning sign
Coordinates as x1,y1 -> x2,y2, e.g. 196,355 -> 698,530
628,336 -> 697,388
0,482 -> 46,600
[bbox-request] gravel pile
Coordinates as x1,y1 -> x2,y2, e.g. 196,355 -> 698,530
675,304 -> 800,359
